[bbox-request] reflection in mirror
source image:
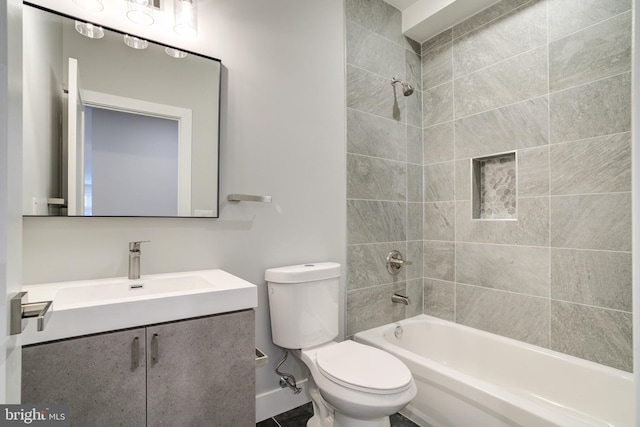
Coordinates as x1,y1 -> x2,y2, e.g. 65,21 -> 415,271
22,3 -> 221,217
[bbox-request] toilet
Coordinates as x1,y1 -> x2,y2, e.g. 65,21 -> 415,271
265,262 -> 416,427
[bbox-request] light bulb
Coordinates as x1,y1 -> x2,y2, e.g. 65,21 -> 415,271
174,0 -> 198,37
72,0 -> 104,12
75,21 -> 104,39
127,0 -> 154,26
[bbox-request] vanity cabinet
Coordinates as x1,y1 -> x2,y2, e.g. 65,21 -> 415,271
22,310 -> 255,427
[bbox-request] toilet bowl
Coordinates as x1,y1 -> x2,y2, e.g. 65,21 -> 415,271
265,263 -> 416,427
299,340 -> 417,427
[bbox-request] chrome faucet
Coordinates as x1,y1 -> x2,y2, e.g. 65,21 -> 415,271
391,293 -> 411,305
129,241 -> 149,280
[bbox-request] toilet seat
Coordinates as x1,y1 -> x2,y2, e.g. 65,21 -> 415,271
315,341 -> 412,395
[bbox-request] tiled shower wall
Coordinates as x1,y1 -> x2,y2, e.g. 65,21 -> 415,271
422,0 -> 633,371
345,0 -> 424,336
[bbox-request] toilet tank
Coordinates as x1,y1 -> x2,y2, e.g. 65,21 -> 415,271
265,262 -> 341,349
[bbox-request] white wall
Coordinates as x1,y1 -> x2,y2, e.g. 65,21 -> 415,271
22,7 -> 62,215
0,0 -> 23,403
21,0 -> 346,417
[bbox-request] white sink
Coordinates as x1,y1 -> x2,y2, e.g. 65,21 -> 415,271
21,270 -> 257,345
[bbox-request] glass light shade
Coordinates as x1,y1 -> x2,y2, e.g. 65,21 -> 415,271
123,35 -> 149,49
173,0 -> 198,37
72,0 -> 104,12
127,0 -> 154,26
74,21 -> 104,39
165,47 -> 188,58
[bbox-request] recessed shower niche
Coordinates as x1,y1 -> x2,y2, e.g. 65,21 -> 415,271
472,152 -> 517,220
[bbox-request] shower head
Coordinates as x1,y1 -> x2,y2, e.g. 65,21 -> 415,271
391,78 -> 414,96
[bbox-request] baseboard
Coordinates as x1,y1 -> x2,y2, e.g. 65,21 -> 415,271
255,379 -> 311,423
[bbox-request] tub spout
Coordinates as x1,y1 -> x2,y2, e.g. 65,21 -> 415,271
392,293 -> 410,305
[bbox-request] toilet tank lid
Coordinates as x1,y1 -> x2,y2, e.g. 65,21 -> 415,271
265,262 -> 341,283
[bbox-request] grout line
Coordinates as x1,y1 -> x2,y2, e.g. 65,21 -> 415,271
347,151 -> 412,166
549,130 -> 631,147
451,0 -> 540,42
546,8 -> 633,43
455,282 -> 633,314
546,0 -> 552,347
346,18 -> 421,55
548,70 -> 631,96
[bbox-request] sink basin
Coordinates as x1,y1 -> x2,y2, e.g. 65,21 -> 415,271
21,270 -> 257,345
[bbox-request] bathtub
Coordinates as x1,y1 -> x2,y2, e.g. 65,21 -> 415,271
354,315 -> 634,427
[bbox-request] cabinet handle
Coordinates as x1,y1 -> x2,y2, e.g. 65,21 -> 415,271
132,337 -> 140,370
151,333 -> 159,364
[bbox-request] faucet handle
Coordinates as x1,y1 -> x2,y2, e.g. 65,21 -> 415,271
386,250 -> 412,275
129,240 -> 150,251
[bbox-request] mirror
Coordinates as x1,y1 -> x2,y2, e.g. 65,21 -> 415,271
22,3 -> 221,217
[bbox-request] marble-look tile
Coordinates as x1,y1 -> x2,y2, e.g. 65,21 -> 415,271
548,0 -> 632,41
478,154 -> 517,219
347,282 -> 405,336
454,47 -> 548,118
423,82 -> 453,127
423,240 -> 455,281
550,193 -> 631,252
452,0 -> 534,39
456,198 -> 549,246
407,125 -> 422,164
423,279 -> 455,321
406,86 -> 423,128
550,301 -> 632,372
407,241 -> 424,280
551,248 -> 632,312
406,49 -> 422,92
347,199 -> 406,244
424,161 -> 455,202
407,164 -> 423,202
347,65 -> 407,123
348,242 -> 405,290
406,278 -> 424,318
456,284 -> 549,347
455,158 -> 471,201
424,201 -> 455,241
347,154 -> 407,201
455,96 -> 549,160
347,108 -> 406,162
422,42 -> 452,90
345,0 -> 415,51
453,0 -> 546,77
518,146 -> 549,197
550,132 -> 631,195
549,11 -> 631,92
422,28 -> 452,55
347,20 -> 406,80
550,73 -> 631,143
407,202 -> 423,241
456,242 -> 549,297
423,122 -> 454,165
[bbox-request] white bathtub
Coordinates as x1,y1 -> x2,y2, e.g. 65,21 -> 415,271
354,315 -> 634,427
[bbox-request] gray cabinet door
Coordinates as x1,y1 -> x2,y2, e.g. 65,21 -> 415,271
146,310 -> 255,427
22,328 -> 146,427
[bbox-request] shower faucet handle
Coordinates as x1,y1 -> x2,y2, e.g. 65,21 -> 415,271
386,250 -> 412,275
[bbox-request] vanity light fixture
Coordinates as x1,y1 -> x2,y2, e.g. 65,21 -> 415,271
165,47 -> 188,58
127,0 -> 154,26
173,0 -> 198,37
123,34 -> 149,49
74,20 -> 105,39
72,0 -> 104,12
